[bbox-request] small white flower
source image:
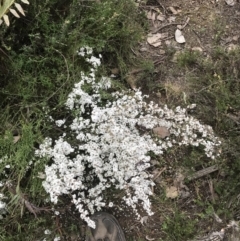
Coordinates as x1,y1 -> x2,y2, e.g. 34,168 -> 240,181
0,200 -> 6,210
55,119 -> 66,127
44,229 -> 51,235
54,236 -> 61,241
54,211 -> 60,215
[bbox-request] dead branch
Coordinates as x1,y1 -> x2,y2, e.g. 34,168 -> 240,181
187,165 -> 219,181
7,184 -> 51,218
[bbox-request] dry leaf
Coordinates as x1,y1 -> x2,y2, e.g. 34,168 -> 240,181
3,14 -> 10,26
169,6 -> 178,15
13,135 -> 21,144
15,3 -> 25,16
175,29 -> 185,43
10,8 -> 20,18
153,126 -> 170,138
126,74 -> 137,90
151,12 -> 156,21
37,172 -> 46,179
140,216 -> 148,226
192,47 -> 203,52
166,186 -> 178,199
232,35 -> 239,41
110,68 -> 120,75
225,0 -> 236,6
157,14 -> 165,21
147,33 -> 162,47
147,11 -> 152,19
21,0 -> 30,4
147,11 -> 156,21
168,16 -> 176,23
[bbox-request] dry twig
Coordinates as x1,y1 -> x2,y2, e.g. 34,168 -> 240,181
187,165 -> 219,180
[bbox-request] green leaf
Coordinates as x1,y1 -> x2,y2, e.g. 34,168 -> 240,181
0,0 -> 15,19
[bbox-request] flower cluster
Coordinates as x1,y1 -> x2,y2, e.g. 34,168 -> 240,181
35,47 -> 221,228
0,193 -> 7,220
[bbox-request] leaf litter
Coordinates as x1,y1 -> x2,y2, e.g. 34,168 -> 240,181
147,33 -> 169,47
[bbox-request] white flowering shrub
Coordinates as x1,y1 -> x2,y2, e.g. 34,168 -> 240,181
35,47 -> 221,228
0,192 -> 7,220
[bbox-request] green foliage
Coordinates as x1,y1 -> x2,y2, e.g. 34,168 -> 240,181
162,209 -> 197,241
1,0 -> 238,239
66,0 -> 146,72
0,0 -> 146,239
176,50 -> 202,68
0,0 -> 145,107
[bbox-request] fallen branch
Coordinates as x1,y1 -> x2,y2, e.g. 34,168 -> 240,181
156,0 -> 167,14
152,23 -> 182,34
187,165 -> 219,181
7,183 -> 51,218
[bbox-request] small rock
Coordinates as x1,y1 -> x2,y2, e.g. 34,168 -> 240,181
153,126 -> 170,138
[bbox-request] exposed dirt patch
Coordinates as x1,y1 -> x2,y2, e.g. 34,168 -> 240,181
130,0 -> 240,104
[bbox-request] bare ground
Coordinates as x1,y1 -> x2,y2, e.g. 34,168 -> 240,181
116,0 -> 240,240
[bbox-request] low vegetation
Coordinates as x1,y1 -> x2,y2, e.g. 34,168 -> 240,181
0,0 -> 239,240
